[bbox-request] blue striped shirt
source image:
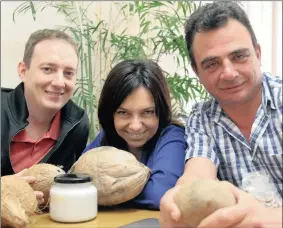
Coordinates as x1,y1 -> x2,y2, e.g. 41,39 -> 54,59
185,73 -> 282,197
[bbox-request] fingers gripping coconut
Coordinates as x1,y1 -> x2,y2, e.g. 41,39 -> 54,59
69,146 -> 151,206
1,175 -> 38,228
174,180 -> 236,227
22,164 -> 65,207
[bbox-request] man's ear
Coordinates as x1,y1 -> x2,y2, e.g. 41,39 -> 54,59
192,65 -> 198,76
255,43 -> 261,62
18,61 -> 28,82
192,64 -> 200,80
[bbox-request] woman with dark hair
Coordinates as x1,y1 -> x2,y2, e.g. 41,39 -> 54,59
83,59 -> 186,209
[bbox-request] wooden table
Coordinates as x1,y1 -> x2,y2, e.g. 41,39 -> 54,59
31,208 -> 160,227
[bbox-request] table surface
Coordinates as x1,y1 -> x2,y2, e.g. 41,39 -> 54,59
31,208 -> 160,228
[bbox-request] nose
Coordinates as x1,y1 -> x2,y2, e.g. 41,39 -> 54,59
51,71 -> 65,88
220,60 -> 238,81
128,116 -> 143,132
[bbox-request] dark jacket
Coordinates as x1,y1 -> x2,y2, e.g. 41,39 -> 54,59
1,83 -> 90,176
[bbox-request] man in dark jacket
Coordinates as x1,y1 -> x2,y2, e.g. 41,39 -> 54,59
1,29 -> 89,202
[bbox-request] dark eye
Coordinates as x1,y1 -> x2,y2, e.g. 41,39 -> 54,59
234,54 -> 248,61
144,110 -> 155,116
42,67 -> 53,74
205,62 -> 218,70
116,110 -> 128,116
64,71 -> 75,77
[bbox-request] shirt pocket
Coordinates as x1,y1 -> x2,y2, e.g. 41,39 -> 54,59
253,151 -> 282,183
217,162 -> 245,188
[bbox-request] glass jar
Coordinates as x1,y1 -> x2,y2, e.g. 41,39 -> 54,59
49,173 -> 97,223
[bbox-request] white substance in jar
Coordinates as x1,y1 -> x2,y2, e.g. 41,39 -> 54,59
50,173 -> 97,223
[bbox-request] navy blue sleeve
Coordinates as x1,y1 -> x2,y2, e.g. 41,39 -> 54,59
82,130 -> 103,154
131,125 -> 186,210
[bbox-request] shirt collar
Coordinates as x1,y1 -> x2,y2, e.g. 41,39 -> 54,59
261,73 -> 276,111
47,111 -> 61,140
12,111 -> 61,143
207,98 -> 223,123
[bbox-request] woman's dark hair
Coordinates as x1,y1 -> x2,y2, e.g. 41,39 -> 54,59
98,59 -> 172,150
185,1 -> 258,69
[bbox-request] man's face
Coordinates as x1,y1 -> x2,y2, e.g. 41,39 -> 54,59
18,39 -> 78,113
192,18 -> 262,107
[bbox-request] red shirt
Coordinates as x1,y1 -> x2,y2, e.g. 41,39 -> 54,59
10,111 -> 61,173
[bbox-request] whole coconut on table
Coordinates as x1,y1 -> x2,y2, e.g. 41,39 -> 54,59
174,179 -> 236,227
22,163 -> 65,206
69,146 -> 151,206
1,175 -> 38,228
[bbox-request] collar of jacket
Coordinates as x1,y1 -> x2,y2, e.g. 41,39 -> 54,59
8,82 -> 85,128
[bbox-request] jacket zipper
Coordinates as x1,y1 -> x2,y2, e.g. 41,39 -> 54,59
9,125 -> 28,174
42,119 -> 82,164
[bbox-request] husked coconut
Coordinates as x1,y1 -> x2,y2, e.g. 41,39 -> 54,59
69,146 -> 151,206
23,163 -> 65,206
1,175 -> 37,228
174,179 -> 236,227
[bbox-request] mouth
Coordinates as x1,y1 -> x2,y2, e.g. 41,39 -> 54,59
46,91 -> 64,96
220,82 -> 245,91
125,131 -> 146,139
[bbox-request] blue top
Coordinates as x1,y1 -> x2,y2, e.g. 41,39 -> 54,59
83,124 -> 186,209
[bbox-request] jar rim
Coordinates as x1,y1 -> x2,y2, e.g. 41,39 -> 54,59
54,173 -> 92,184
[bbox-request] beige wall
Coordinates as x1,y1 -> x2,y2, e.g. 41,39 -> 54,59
1,1 -> 282,90
1,1 -> 67,88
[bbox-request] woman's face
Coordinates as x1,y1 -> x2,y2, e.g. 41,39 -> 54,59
114,86 -> 159,151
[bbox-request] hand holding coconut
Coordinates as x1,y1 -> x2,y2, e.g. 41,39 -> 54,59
1,163 -> 66,228
21,164 -> 66,207
15,169 -> 44,205
160,186 -> 187,228
1,175 -> 38,228
198,182 -> 283,228
160,180 -> 236,228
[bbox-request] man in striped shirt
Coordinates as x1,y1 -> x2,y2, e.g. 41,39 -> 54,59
160,1 -> 282,228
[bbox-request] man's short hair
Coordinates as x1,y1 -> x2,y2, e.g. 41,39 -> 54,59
23,29 -> 78,68
185,1 -> 258,69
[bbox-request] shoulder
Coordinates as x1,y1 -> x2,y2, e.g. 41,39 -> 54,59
1,87 -> 13,94
159,124 -> 185,137
262,73 -> 282,107
189,99 -> 213,117
154,124 -> 186,147
262,73 -> 282,94
149,125 -> 186,157
1,87 -> 14,101
83,131 -> 104,153
63,100 -> 89,125
186,99 -> 214,126
262,73 -> 282,86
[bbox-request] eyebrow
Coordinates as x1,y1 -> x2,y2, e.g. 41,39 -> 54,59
40,63 -> 76,71
229,48 -> 250,57
117,106 -> 155,111
200,48 -> 251,69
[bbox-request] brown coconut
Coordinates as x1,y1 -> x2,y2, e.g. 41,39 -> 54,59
69,146 -> 151,206
1,175 -> 37,228
174,180 -> 236,227
22,163 -> 65,206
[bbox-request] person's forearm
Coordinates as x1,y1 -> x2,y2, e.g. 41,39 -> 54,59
176,158 -> 217,186
176,173 -> 217,186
